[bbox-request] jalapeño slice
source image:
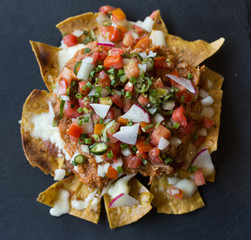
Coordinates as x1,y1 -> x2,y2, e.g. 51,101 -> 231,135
89,142 -> 108,155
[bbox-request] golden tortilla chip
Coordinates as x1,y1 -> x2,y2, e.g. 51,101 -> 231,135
152,10 -> 168,37
21,89 -> 63,175
30,41 -> 60,93
200,66 -> 224,90
37,175 -> 101,224
103,178 -> 154,229
150,175 -> 204,214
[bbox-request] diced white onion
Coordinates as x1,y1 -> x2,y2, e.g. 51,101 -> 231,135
207,79 -> 213,89
175,179 -> 197,198
95,155 -> 104,163
80,145 -> 89,154
201,96 -> 214,106
73,29 -> 83,37
199,89 -> 209,98
54,169 -> 66,181
158,137 -> 170,150
97,163 -> 110,177
150,30 -> 166,46
162,101 -> 175,111
77,62 -> 94,80
138,52 -> 147,59
147,50 -> 157,58
152,113 -> 164,124
82,57 -> 94,64
60,95 -> 70,102
131,31 -> 139,41
201,107 -> 215,118
138,63 -> 147,73
96,13 -> 110,24
48,101 -> 55,124
148,107 -> 157,114
168,177 -> 180,185
122,148 -> 132,157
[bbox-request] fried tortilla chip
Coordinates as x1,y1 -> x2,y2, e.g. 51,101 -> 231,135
103,178 -> 154,229
150,175 -> 204,214
152,10 -> 224,67
200,66 -> 224,90
30,41 -> 60,93
21,89 -> 63,175
37,175 -> 101,224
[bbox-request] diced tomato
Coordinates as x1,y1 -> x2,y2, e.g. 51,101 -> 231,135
58,79 -> 68,95
106,108 -> 116,120
124,59 -> 140,80
107,121 -> 120,143
117,25 -> 128,34
122,96 -> 133,112
108,26 -> 122,41
98,71 -> 111,88
67,122 -> 83,138
63,34 -> 77,47
112,8 -> 126,21
122,31 -> 134,47
136,139 -> 152,153
111,94 -> 123,108
124,81 -> 134,93
109,142 -> 121,159
151,125 -> 171,146
138,93 -> 150,106
92,113 -> 100,123
202,117 -> 215,129
125,155 -> 142,168
153,78 -> 165,89
78,98 -> 91,110
79,81 -> 92,96
65,101 -> 82,118
104,55 -> 123,69
168,187 -> 183,199
179,121 -> 194,135
99,5 -> 116,14
140,122 -> 155,133
110,48 -> 124,57
134,36 -> 149,50
132,24 -> 144,34
91,52 -> 99,65
154,57 -> 169,68
194,169 -> 206,186
176,90 -> 193,103
193,136 -> 206,147
106,166 -> 118,179
150,10 -> 157,20
69,135 -> 79,143
94,123 -> 105,135
136,151 -> 148,159
172,105 -> 187,128
148,147 -> 163,164
60,67 -> 77,84
97,52 -> 107,61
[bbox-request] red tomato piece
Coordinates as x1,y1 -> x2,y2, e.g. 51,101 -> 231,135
98,71 -> 111,88
125,155 -> 142,168
79,81 -> 92,96
98,52 -> 107,61
124,59 -> 140,80
172,105 -> 187,128
111,94 -> 123,108
150,10 -> 157,20
194,169 -> 206,186
122,96 -> 133,112
106,166 -> 118,179
124,81 -> 134,93
138,94 -> 150,106
193,136 -> 206,147
148,147 -> 163,164
60,67 -> 77,84
132,24 -> 144,34
176,90 -> 193,103
67,122 -> 83,138
108,26 -> 122,42
58,79 -> 68,95
134,36 -> 149,50
122,31 -> 134,47
151,125 -> 171,146
153,78 -> 165,89
136,139 -> 152,153
63,34 -> 77,47
179,121 -> 194,135
202,117 -> 215,129
91,52 -> 99,65
92,113 -> 100,123
104,55 -> 123,69
154,57 -> 169,68
109,48 -> 124,57
106,108 -> 116,120
109,142 -> 121,159
65,101 -> 82,118
99,5 -> 116,14
168,187 -> 183,199
107,121 -> 120,143
78,98 -> 91,110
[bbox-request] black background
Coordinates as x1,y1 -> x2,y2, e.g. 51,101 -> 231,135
1,0 -> 251,239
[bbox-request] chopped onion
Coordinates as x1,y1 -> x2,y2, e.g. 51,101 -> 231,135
131,16 -> 154,33
79,114 -> 93,134
191,149 -> 214,177
148,107 -> 157,114
113,124 -> 140,145
95,155 -> 104,163
131,31 -> 139,40
170,137 -> 182,147
201,107 -> 215,118
152,113 -> 164,124
158,137 -> 170,150
121,148 -> 132,157
166,74 -> 197,94
102,120 -> 115,142
207,79 -> 213,89
138,52 -> 147,59
97,41 -> 115,47
77,62 -> 94,80
54,169 -> 66,181
199,89 -> 209,98
201,96 -> 214,106
89,87 -> 110,97
96,13 -> 109,24
197,128 -> 207,136
162,101 -> 175,111
48,101 -> 55,124
60,95 -> 70,102
175,179 -> 197,198
109,193 -> 139,208
121,104 -> 150,123
80,145 -> 89,154
72,29 -> 83,37
97,163 -> 110,177
138,63 -> 147,73
112,157 -> 123,169
150,30 -> 166,46
147,50 -> 157,58
89,104 -> 111,119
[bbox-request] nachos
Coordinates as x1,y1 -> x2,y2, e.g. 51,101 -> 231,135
21,5 -> 224,228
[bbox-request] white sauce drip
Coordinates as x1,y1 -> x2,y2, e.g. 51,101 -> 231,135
50,189 -> 70,217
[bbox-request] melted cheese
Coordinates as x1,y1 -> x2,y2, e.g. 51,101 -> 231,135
50,189 -> 70,217
58,44 -> 86,71
175,179 -> 197,198
31,112 -> 71,160
54,169 -> 66,181
150,30 -> 166,46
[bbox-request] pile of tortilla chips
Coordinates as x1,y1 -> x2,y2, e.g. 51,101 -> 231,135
21,9 -> 224,228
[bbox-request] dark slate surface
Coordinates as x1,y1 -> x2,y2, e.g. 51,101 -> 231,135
0,0 -> 250,239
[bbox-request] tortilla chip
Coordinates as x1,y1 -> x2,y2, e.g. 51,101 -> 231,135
103,178 -> 154,229
21,89 -> 63,175
56,12 -> 99,35
150,175 -> 204,214
200,66 -> 224,90
30,41 -> 60,92
152,10 -> 168,37
37,175 -> 101,224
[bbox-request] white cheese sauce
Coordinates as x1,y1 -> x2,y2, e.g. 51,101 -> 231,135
50,189 -> 70,217
175,179 -> 197,198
